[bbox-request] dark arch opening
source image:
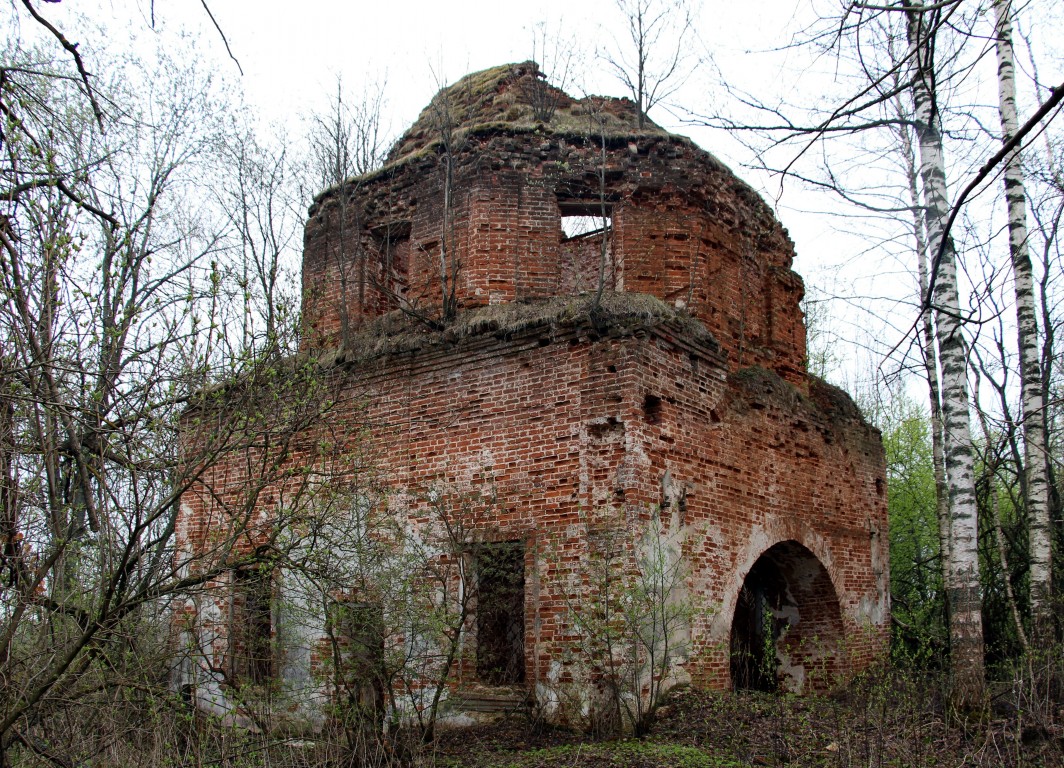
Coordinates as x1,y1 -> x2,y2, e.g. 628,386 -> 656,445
729,541 -> 844,693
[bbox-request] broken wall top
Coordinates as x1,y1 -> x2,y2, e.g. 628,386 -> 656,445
376,62 -> 669,177
302,62 -> 808,382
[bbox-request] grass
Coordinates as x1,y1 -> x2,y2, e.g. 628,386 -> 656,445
433,672 -> 1064,768
320,291 -> 721,368
442,740 -> 741,768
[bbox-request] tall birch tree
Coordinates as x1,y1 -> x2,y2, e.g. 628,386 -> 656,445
904,0 -> 984,706
697,0 -> 1004,703
890,83 -> 954,616
992,0 -> 1053,639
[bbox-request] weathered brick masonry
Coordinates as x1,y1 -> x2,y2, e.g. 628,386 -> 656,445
177,62 -> 888,726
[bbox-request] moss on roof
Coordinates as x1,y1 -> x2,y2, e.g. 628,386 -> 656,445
386,61 -> 669,165
320,292 -> 718,369
729,366 -> 873,428
187,294 -> 719,415
309,62 -> 690,208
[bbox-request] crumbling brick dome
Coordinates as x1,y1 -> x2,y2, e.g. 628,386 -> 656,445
302,62 -> 806,382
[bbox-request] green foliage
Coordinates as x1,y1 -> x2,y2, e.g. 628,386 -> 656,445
875,395 -> 948,664
475,740 -> 738,768
973,422 -> 1031,666
800,290 -> 843,382
875,389 -> 1052,673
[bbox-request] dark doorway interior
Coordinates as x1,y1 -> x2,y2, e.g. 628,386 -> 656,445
475,541 -> 526,685
730,540 -> 845,693
334,599 -> 385,715
730,557 -> 790,692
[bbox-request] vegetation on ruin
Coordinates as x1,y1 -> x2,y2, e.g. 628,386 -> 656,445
384,62 -> 669,168
317,291 -> 721,368
2,0 -> 1064,766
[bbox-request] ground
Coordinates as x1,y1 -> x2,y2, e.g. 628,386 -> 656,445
434,674 -> 1064,768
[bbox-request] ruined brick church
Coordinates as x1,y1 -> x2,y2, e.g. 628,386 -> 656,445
176,63 -> 888,728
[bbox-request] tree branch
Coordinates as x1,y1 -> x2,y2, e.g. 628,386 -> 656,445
18,0 -> 105,130
923,78 -> 1064,310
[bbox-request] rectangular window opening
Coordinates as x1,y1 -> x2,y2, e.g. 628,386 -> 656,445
475,541 -> 526,686
561,215 -> 611,240
371,220 -> 412,307
558,199 -> 616,294
559,201 -> 613,242
332,599 -> 385,713
231,566 -> 274,686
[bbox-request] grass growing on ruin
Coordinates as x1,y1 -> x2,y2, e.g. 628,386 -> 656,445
441,741 -> 741,768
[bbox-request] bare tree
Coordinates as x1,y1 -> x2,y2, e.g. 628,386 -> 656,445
424,69 -> 469,323
519,23 -> 581,124
897,93 -> 954,619
603,0 -> 699,129
307,76 -> 389,193
304,77 -> 391,341
561,515 -> 691,736
217,121 -> 304,355
0,15 -> 343,767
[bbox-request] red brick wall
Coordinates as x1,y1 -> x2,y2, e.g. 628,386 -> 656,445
178,320 -> 888,719
615,343 -> 889,688
300,134 -> 806,381
184,112 -> 885,725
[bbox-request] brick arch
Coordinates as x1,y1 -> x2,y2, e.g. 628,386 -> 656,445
728,540 -> 844,693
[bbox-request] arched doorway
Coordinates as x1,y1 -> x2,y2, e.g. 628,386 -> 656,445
729,540 -> 844,693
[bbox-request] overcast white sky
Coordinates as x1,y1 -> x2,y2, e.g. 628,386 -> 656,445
166,1 -> 847,274
5,0 -> 843,277
13,0 -> 1057,394
0,0 -> 908,386
145,3 -> 819,196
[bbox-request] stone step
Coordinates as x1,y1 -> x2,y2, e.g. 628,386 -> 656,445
449,689 -> 532,713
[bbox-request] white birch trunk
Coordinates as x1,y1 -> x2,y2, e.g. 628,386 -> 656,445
993,0 -> 1053,637
917,203 -> 953,592
907,6 -> 985,707
898,107 -> 954,597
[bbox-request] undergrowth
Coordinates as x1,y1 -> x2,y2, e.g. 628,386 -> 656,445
7,664 -> 1063,767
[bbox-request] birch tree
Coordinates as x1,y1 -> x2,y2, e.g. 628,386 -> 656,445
888,78 -> 954,624
992,0 -> 1053,639
700,0 -> 1064,703
693,0 -> 1036,705
903,1 -> 985,706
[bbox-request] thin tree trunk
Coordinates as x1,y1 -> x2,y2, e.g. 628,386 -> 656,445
900,111 -> 954,602
906,4 -> 985,708
993,0 -> 1053,640
972,368 -> 1031,659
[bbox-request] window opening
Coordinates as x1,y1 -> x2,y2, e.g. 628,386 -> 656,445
559,200 -> 613,242
475,541 -> 526,685
561,215 -> 610,240
558,199 -> 615,294
231,566 -> 273,685
372,220 -> 411,305
331,599 -> 385,714
643,394 -> 663,425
